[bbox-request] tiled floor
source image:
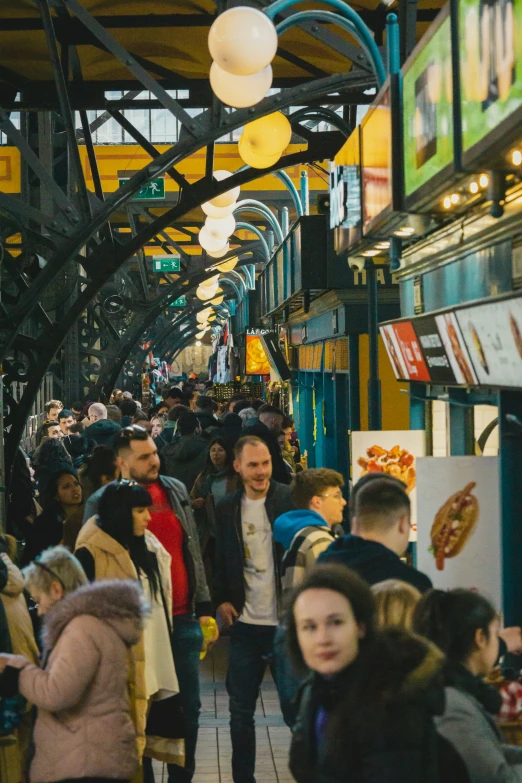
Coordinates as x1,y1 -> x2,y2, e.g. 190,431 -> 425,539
152,637 -> 295,783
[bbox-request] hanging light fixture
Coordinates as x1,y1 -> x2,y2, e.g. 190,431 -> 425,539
210,62 -> 273,108
215,255 -> 238,272
208,6 -> 278,76
241,112 -> 292,157
200,274 -> 220,289
206,242 -> 230,258
205,214 -> 236,240
196,285 -> 218,301
199,226 -> 228,253
202,201 -> 236,218
196,329 -> 209,339
209,170 -> 241,209
238,134 -> 280,169
210,294 -> 225,305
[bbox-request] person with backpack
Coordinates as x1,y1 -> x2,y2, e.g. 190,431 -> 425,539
272,468 -> 345,727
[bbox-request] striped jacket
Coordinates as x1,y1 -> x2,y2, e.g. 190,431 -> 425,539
281,525 -> 336,605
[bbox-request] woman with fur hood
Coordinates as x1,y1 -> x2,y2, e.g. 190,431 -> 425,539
287,565 -> 469,783
0,546 -> 145,783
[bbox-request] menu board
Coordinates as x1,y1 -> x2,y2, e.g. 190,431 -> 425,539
361,87 -> 392,232
460,0 -> 522,156
413,315 -> 458,384
435,312 -> 478,384
403,12 -> 454,198
380,321 -> 431,381
245,334 -> 271,375
456,297 -> 522,386
330,127 -> 362,252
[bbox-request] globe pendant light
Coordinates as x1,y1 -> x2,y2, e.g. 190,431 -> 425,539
205,214 -> 235,240
241,112 -> 292,157
210,62 -> 272,108
200,274 -> 220,289
209,171 -> 241,209
199,226 -> 228,253
202,201 -> 236,218
208,7 -> 278,76
196,330 -> 208,339
207,313 -> 217,321
210,294 -> 225,305
206,242 -> 230,258
238,134 -> 280,169
215,256 -> 238,272
197,285 -> 218,301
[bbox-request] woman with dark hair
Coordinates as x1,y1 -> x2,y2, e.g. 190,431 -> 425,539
32,439 -> 72,493
22,467 -> 84,565
75,480 -> 183,771
78,444 -> 118,502
190,435 -> 241,589
414,589 -> 522,782
287,564 -> 466,783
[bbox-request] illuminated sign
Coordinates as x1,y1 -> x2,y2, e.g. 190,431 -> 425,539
361,87 -> 392,233
245,334 -> 271,375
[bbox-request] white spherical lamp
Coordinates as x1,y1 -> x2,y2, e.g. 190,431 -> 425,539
241,112 -> 292,157
202,200 -> 236,218
208,7 -> 278,76
206,242 -> 230,258
210,171 -> 240,209
238,134 -> 280,169
210,294 -> 224,305
205,214 -> 236,240
197,285 -> 218,301
210,62 -> 272,109
199,226 -> 228,253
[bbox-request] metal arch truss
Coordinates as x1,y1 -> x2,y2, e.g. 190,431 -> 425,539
0,0 -> 375,483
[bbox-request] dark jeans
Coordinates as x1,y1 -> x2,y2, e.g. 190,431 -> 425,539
272,623 -> 303,729
168,615 -> 204,783
226,621 -> 278,783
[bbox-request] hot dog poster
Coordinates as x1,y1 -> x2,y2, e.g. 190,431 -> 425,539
416,457 -> 502,607
351,430 -> 425,541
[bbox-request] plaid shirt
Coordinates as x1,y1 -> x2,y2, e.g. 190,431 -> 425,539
281,525 -> 336,606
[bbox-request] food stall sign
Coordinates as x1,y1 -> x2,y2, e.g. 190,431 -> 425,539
455,296 -> 522,386
459,0 -> 522,164
361,85 -> 393,234
330,126 -> 362,253
379,321 -> 431,381
413,315 -> 458,384
403,7 -> 454,205
434,311 -> 478,384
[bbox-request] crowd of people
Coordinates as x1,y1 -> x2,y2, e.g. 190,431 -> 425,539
1,379 -> 522,783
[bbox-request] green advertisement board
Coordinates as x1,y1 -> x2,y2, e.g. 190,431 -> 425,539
460,0 -> 522,156
403,13 -> 454,198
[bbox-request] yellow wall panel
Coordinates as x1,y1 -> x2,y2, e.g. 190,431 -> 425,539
359,334 -> 409,431
0,148 -> 21,193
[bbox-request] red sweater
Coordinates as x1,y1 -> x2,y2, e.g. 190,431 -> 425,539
147,481 -> 190,616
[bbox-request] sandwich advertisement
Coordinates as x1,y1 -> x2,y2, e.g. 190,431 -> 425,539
351,430 -> 425,541
416,456 -> 502,607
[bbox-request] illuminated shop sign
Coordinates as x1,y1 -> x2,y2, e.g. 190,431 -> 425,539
460,0 -> 522,161
361,86 -> 392,233
329,127 -> 362,252
403,9 -> 454,200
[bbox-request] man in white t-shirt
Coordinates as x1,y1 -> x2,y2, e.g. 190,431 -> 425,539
214,436 -> 294,783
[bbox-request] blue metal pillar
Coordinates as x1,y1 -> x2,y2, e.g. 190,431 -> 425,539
314,371 -> 325,467
298,374 -> 316,468
348,336 -> 361,433
499,391 -> 522,624
409,382 -> 426,431
323,371 -> 337,470
333,373 -> 350,484
448,390 -> 475,456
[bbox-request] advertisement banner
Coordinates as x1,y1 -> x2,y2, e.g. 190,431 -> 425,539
393,321 -> 431,381
460,0 -> 522,156
456,297 -> 522,386
380,324 -> 409,380
351,430 -> 426,540
416,457 -> 501,608
435,311 -> 478,384
361,89 -> 392,232
245,334 -> 271,375
413,315 -> 458,384
403,13 -> 454,197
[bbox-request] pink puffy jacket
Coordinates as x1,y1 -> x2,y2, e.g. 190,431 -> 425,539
12,580 -> 146,783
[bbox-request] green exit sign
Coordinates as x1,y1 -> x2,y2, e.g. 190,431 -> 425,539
153,255 -> 180,273
170,296 -> 186,307
118,177 -> 165,200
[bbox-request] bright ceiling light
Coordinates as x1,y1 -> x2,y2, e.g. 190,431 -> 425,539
205,214 -> 236,240
450,193 -> 460,204
512,150 -> 522,166
201,200 -> 236,218
206,242 -> 230,258
210,62 -> 273,108
215,255 -> 238,272
241,112 -> 292,157
443,196 -> 452,209
199,226 -> 228,253
479,174 -> 489,188
195,340 -> 202,347
362,249 -> 379,257
469,181 -> 479,194
238,134 -> 281,169
210,170 -> 240,208
208,7 -> 278,76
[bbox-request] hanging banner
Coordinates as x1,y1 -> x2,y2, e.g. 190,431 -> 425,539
245,334 -> 271,375
351,430 -> 425,540
416,456 -> 501,607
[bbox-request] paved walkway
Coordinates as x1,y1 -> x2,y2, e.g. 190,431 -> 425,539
153,637 -> 295,783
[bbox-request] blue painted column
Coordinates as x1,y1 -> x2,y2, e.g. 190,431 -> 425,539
323,371 -> 337,470
499,391 -> 522,624
333,373 -> 350,484
448,389 -> 475,456
298,373 -> 316,468
314,371 -> 325,467
409,382 -> 426,431
348,336 -> 361,433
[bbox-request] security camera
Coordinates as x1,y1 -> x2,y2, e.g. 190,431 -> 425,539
347,257 -> 366,272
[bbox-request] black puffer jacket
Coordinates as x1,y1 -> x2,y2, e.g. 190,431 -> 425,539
214,480 -> 294,612
290,631 -> 469,783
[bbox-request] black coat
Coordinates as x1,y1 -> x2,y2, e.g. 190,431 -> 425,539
214,480 -> 294,612
162,434 -> 209,493
290,636 -> 469,783
318,534 -> 432,593
243,420 -> 291,485
0,559 -> 11,653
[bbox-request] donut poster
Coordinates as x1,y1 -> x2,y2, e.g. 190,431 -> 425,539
351,430 -> 425,541
416,456 -> 502,608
